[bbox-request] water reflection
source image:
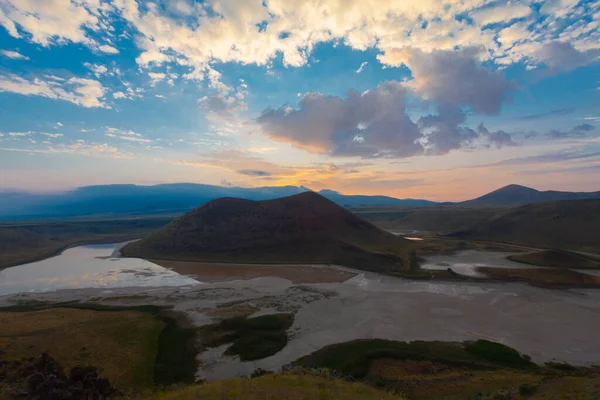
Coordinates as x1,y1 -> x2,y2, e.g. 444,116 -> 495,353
0,244 -> 200,296
420,249 -> 529,277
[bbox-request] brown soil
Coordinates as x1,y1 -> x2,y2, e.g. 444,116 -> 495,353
152,260 -> 357,284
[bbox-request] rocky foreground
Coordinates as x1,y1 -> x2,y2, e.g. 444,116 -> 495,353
0,352 -> 120,399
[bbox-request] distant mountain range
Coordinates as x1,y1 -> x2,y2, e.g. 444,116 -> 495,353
0,183 -> 598,219
0,183 -> 434,219
457,184 -> 600,207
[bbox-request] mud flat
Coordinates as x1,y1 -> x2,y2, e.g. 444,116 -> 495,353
151,260 -> 356,284
2,264 -> 600,381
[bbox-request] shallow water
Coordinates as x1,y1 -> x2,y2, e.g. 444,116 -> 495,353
420,250 -> 529,277
0,244 -> 200,296
2,248 -> 600,376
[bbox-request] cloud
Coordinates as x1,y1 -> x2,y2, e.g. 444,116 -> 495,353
0,142 -> 134,159
533,42 -> 600,74
378,46 -> 514,115
198,72 -> 248,121
417,107 -> 477,155
0,49 -> 29,59
258,81 -> 516,158
545,123 -> 596,139
104,127 -> 152,143
8,131 -> 33,137
220,179 -> 232,187
258,81 -> 422,157
104,0 -> 599,83
237,169 -> 272,177
113,91 -> 126,99
355,62 -> 368,73
470,2 -> 531,26
40,132 -> 63,138
97,44 -> 119,54
475,151 -> 600,178
148,72 -> 166,83
1,0 -> 598,82
516,108 -> 575,121
0,73 -> 107,108
475,124 -> 517,148
519,164 -> 600,176
84,63 -> 108,77
0,0 -> 100,46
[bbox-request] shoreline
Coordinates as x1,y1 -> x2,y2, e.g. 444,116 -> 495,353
3,271 -> 600,379
0,234 -> 145,272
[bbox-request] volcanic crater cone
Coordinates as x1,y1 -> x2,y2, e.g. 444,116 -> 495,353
122,192 -> 410,271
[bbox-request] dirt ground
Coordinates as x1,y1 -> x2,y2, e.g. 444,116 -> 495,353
151,260 -> 357,284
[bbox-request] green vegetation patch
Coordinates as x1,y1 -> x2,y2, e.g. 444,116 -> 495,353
508,250 -> 600,269
465,340 -> 534,369
0,303 -> 197,392
293,339 -> 535,379
199,313 -> 294,361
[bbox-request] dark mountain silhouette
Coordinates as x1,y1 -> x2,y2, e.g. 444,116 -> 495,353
458,184 -> 600,207
318,189 -> 436,207
0,184 -> 434,219
121,192 -> 410,271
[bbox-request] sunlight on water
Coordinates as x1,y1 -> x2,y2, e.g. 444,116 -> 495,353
0,244 -> 200,296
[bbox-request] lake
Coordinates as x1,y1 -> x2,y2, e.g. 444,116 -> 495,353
0,244 -> 200,296
421,249 -> 530,277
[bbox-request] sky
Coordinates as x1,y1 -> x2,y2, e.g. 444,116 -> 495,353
0,0 -> 599,201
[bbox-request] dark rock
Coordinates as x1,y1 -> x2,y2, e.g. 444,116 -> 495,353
1,353 -> 121,399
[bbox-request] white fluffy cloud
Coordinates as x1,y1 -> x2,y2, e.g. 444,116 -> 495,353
84,63 -> 108,77
0,0 -> 100,46
97,44 -> 119,54
470,2 -> 532,26
0,74 -> 107,108
0,49 -> 29,59
105,127 -> 152,143
0,0 -> 597,75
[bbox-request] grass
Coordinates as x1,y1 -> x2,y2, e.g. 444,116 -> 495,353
0,303 -> 198,394
148,369 -> 406,400
0,307 -> 163,391
292,339 -> 600,400
479,266 -> 600,289
466,340 -> 534,369
199,313 -> 294,361
292,339 -> 534,379
508,250 -> 600,269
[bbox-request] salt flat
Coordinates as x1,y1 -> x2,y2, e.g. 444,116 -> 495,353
3,250 -> 599,381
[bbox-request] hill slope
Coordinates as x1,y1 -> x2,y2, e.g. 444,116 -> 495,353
356,199 -> 600,253
449,199 -> 600,252
459,184 -> 600,207
122,192 -> 410,271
